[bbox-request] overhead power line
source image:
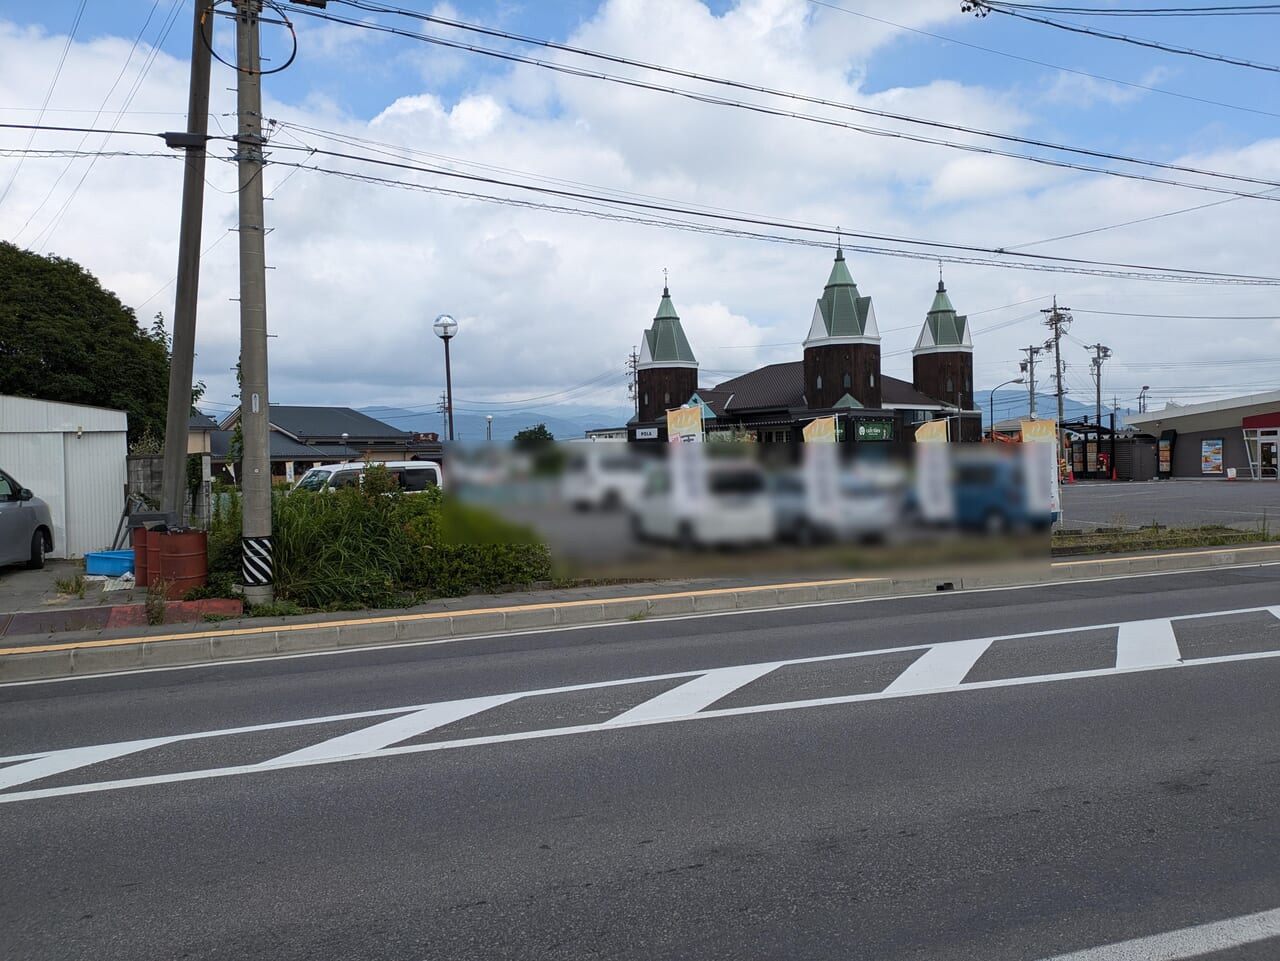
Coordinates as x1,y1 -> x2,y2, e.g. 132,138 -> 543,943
291,0 -> 1280,203
807,0 -> 1280,120
962,2 -> 1280,73
262,142 -> 1280,285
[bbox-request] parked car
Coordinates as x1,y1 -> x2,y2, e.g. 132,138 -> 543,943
0,469 -> 54,569
630,459 -> 775,548
561,444 -> 649,511
291,461 -> 443,494
952,453 -> 1053,533
769,467 -> 901,545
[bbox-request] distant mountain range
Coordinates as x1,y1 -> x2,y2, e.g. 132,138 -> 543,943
365,396 -> 1127,438
362,405 -> 635,443
981,390 -> 1127,427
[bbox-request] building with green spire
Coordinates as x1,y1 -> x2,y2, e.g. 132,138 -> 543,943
634,284 -> 699,433
802,247 -> 882,410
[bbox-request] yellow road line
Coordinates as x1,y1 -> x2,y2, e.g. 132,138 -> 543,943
4,543 -> 1277,659
0,576 -> 886,657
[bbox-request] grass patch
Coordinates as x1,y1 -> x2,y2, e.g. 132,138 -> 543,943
54,573 -> 86,598
1052,523 -> 1275,556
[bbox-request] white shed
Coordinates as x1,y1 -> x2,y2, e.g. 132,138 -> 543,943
0,395 -> 129,558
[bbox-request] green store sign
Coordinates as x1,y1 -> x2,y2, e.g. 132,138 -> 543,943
854,419 -> 894,441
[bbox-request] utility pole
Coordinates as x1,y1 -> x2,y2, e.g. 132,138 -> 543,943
1019,344 -> 1043,420
234,0 -> 273,605
626,347 -> 639,416
438,391 -> 448,435
159,0 -> 214,524
1041,298 -> 1071,455
1085,342 -> 1111,428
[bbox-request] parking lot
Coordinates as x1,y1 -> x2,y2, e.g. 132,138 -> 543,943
1059,478 -> 1280,531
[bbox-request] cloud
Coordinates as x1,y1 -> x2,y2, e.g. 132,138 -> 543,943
0,1 -> 1276,423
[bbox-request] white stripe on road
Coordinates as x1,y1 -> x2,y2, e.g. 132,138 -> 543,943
0,737 -> 177,791
1116,618 -> 1183,670
606,663 -> 783,725
882,638 -> 992,694
1038,906 -> 1280,961
7,647 -> 1276,805
269,694 -> 523,765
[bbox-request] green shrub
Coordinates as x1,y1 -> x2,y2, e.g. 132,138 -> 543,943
205,468 -> 550,611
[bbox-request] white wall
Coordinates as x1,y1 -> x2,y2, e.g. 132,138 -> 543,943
0,396 -> 128,557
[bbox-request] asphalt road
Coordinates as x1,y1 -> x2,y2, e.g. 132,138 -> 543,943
3,565 -> 1279,961
1059,479 -> 1280,531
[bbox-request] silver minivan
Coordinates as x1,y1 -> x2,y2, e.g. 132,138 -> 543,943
291,461 -> 444,495
0,469 -> 54,569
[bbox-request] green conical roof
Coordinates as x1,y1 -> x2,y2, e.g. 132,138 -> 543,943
915,278 -> 972,352
811,248 -> 874,339
639,286 -> 698,366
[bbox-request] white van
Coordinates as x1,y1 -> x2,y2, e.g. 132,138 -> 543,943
291,461 -> 443,494
560,444 -> 649,511
630,459 -> 775,548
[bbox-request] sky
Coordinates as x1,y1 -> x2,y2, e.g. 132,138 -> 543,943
2,0 -> 1278,432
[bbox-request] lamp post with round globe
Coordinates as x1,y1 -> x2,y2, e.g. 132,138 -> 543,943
433,314 -> 458,442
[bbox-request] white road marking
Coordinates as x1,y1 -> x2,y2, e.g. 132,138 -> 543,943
0,737 -> 177,791
3,646 -> 1278,805
5,566 -> 1278,689
1116,618 -> 1182,669
607,663 -> 783,725
1037,906 -> 1280,961
882,638 -> 991,693
269,693 -> 523,764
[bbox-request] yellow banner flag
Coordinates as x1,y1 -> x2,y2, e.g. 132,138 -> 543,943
1021,419 -> 1057,443
802,416 -> 837,443
666,405 -> 704,443
914,419 -> 948,443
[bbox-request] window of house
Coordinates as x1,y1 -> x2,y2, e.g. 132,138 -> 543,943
816,375 -> 823,390
843,373 -> 851,389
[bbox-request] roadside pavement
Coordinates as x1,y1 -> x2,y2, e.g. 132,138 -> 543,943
3,541 -> 1280,683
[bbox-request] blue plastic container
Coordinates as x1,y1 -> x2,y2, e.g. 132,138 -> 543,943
85,550 -> 136,576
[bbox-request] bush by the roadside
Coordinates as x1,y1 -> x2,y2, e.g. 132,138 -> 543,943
207,469 -> 551,609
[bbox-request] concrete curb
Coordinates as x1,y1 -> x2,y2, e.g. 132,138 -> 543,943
3,544 -> 1279,683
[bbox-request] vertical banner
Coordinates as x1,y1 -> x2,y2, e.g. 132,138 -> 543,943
802,416 -> 838,443
913,419 -> 953,522
669,439 -> 706,511
1021,420 -> 1060,522
666,405 -> 704,443
803,439 -> 839,534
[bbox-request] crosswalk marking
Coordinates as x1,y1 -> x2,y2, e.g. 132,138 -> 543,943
607,663 -> 783,725
883,638 -> 992,694
0,737 -> 178,792
269,694 -> 523,765
4,605 -> 1280,804
1116,618 -> 1182,670
1036,906 -> 1280,961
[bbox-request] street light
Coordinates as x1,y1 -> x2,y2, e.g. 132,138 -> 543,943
1138,385 -> 1150,414
341,432 -> 349,463
486,414 -> 492,441
433,313 -> 458,442
989,377 -> 1026,439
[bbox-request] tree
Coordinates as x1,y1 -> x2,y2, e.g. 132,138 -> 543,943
0,241 -> 170,441
512,423 -> 555,450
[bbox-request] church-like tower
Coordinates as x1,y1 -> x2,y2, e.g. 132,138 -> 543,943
636,285 -> 699,424
802,247 -> 881,410
912,273 -> 974,413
